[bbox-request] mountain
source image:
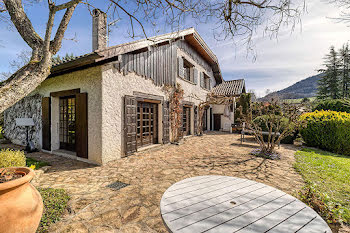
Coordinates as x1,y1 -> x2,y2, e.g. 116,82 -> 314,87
260,73 -> 323,100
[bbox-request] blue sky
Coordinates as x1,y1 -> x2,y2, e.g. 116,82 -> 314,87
1,0 -> 350,97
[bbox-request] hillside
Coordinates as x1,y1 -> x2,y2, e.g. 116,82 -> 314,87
260,73 -> 323,100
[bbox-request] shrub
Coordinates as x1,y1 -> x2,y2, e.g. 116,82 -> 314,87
300,110 -> 350,155
253,115 -> 297,144
37,188 -> 70,233
313,99 -> 350,113
0,149 -> 26,167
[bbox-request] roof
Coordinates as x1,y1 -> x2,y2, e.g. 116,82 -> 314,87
51,28 -> 223,83
211,79 -> 246,96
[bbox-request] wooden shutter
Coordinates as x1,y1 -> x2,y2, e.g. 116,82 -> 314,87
193,68 -> 198,85
76,93 -> 88,159
42,97 -> 51,151
124,95 -> 137,156
194,105 -> 198,135
163,101 -> 170,144
178,57 -> 184,78
200,72 -> 204,88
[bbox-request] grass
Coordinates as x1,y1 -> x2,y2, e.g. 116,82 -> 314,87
294,148 -> 350,224
26,157 -> 50,170
37,188 -> 70,233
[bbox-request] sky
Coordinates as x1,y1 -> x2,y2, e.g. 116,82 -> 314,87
1,0 -> 350,97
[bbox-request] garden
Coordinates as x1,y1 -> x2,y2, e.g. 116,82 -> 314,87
0,149 -> 69,233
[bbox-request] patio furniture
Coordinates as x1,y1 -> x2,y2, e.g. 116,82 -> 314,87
240,122 -> 280,149
160,175 -> 331,233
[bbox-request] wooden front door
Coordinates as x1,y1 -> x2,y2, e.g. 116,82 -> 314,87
59,96 -> 76,151
183,106 -> 191,136
214,114 -> 221,131
136,102 -> 158,148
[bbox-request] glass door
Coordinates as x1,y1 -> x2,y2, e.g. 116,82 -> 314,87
59,96 -> 76,151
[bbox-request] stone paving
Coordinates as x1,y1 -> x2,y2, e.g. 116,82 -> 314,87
2,132 -> 344,232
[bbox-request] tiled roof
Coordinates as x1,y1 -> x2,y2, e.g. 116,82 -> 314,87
211,79 -> 245,96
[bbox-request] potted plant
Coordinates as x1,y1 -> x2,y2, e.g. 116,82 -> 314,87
0,149 -> 43,233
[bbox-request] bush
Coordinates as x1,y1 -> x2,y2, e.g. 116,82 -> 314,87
313,99 -> 350,113
37,188 -> 70,233
0,149 -> 26,167
253,115 -> 297,144
300,110 -> 350,155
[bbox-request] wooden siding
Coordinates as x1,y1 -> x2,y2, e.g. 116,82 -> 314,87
119,43 -> 177,87
116,40 -> 214,88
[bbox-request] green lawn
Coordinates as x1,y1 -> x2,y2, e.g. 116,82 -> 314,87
294,148 -> 350,223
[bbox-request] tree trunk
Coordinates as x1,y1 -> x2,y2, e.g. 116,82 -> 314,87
0,57 -> 51,113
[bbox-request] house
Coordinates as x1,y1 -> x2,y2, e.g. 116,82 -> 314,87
3,9 -> 224,165
211,79 -> 246,132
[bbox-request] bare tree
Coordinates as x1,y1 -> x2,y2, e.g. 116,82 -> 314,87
0,0 -> 304,113
328,0 -> 350,23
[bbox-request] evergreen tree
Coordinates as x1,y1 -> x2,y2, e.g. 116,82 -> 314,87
52,53 -> 76,65
339,43 -> 350,98
318,46 -> 340,99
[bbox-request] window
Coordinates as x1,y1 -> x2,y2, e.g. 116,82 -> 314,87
200,72 -> 211,90
178,56 -> 196,83
183,58 -> 194,82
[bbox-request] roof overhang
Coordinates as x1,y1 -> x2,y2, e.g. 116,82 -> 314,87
50,53 -> 103,76
50,28 -> 223,83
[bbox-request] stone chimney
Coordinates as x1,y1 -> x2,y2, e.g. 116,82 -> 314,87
92,9 -> 107,51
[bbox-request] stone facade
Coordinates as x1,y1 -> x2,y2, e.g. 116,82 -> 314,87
3,94 -> 42,148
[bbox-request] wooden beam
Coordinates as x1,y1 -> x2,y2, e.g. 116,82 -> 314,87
50,88 -> 80,97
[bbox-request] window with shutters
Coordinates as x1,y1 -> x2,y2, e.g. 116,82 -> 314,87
178,56 -> 196,84
183,58 -> 194,82
201,72 -> 211,90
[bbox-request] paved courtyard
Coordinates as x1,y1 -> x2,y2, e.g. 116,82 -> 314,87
19,132 -> 307,233
2,132 -> 314,232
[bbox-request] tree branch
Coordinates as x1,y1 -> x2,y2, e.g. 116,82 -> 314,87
50,3 -> 78,54
3,0 -> 43,49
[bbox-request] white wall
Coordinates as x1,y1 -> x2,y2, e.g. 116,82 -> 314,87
101,64 -> 167,164
33,66 -> 103,164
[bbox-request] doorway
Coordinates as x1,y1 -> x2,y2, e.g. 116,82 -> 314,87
136,101 -> 158,148
213,114 -> 221,131
183,106 -> 191,136
59,96 -> 76,151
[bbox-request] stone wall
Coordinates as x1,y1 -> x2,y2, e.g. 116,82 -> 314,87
3,94 -> 42,148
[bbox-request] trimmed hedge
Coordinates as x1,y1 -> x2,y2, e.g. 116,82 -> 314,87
253,115 -> 297,144
313,99 -> 350,113
300,110 -> 350,155
0,149 -> 26,167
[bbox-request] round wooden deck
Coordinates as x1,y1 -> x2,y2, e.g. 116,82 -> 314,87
160,176 -> 331,233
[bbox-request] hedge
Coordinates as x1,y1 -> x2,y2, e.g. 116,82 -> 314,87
300,110 -> 350,155
253,115 -> 297,144
313,99 -> 350,113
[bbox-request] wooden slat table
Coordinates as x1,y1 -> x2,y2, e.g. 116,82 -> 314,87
160,176 -> 331,233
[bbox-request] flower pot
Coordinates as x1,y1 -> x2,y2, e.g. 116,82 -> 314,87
0,167 -> 43,233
